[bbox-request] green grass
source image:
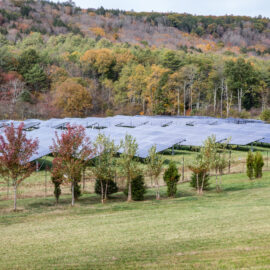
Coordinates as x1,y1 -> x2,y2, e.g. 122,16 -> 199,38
1,172 -> 270,269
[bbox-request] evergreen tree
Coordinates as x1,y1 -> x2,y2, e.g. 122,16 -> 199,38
254,152 -> 264,178
163,161 -> 180,197
124,174 -> 146,201
247,151 -> 254,180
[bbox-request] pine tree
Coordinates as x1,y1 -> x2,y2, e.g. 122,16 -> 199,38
246,151 -> 254,180
163,161 -> 180,197
254,152 -> 264,178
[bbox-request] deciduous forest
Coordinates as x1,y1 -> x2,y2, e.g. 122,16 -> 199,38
1,0 -> 270,119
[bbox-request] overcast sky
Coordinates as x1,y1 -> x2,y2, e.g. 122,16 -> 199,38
55,0 -> 270,17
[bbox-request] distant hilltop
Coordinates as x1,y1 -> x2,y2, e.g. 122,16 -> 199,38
0,0 -> 270,53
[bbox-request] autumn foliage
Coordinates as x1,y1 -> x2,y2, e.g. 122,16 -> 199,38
0,123 -> 39,210
53,78 -> 92,117
50,125 -> 95,206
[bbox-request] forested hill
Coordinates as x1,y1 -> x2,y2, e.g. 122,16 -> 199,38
1,0 -> 270,52
0,0 -> 270,120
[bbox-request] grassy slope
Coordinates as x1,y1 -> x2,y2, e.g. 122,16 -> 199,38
1,172 -> 270,269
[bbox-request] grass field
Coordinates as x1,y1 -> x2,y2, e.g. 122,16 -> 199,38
1,171 -> 270,269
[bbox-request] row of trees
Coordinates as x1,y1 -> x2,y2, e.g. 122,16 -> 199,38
0,123 -> 179,210
1,32 -> 270,119
0,123 -> 266,210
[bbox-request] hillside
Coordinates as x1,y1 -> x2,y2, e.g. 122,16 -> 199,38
1,171 -> 270,269
1,0 -> 270,53
0,0 -> 270,119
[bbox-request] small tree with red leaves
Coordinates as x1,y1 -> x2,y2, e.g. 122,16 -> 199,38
50,125 -> 95,206
0,123 -> 39,211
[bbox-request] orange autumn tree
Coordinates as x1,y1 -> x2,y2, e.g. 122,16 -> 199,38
53,78 -> 92,117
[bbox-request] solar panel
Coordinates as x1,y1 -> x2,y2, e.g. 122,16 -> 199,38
0,115 -> 269,161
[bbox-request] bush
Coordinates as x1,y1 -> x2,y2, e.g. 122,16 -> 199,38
247,151 -> 254,180
163,162 -> 180,197
95,179 -> 118,197
260,109 -> 270,122
51,174 -> 62,204
124,174 -> 146,201
190,172 -> 210,190
254,152 -> 264,178
239,110 -> 251,119
74,181 -> 81,200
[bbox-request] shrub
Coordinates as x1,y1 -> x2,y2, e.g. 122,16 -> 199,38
239,110 -> 251,119
254,152 -> 264,178
190,172 -> 210,190
51,174 -> 62,204
124,174 -> 146,201
246,151 -> 254,180
163,162 -> 180,197
260,109 -> 270,122
74,181 -> 81,200
95,179 -> 118,197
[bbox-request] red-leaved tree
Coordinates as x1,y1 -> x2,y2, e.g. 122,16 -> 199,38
0,123 -> 39,210
50,125 -> 95,206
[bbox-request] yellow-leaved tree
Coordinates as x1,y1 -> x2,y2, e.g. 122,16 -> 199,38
53,78 -> 92,117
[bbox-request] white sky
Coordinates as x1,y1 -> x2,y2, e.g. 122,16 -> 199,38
55,0 -> 270,17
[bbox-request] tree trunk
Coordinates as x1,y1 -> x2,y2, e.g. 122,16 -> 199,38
7,177 -> 9,199
13,184 -> 17,211
104,181 -> 108,202
225,83 -> 231,118
127,177 -> 132,202
219,174 -> 222,191
44,169 -> 47,198
196,92 -> 200,111
228,150 -> 231,174
177,88 -> 180,116
200,173 -> 206,195
215,169 -> 219,192
190,86 -> 193,114
196,173 -> 200,195
82,168 -> 86,192
220,84 -> 223,118
238,88 -> 242,113
71,182 -> 75,206
155,177 -> 160,200
182,156 -> 185,181
183,83 -> 186,116
143,99 -> 146,114
214,88 -> 217,115
100,179 -> 104,204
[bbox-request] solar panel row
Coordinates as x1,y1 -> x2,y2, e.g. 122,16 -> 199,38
0,115 -> 269,161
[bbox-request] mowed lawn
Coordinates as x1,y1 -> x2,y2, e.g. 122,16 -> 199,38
1,173 -> 270,269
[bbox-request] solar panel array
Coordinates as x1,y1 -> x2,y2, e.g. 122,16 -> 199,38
0,115 -> 269,161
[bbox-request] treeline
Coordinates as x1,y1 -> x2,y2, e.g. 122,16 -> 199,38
92,7 -> 270,37
1,32 -> 270,119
